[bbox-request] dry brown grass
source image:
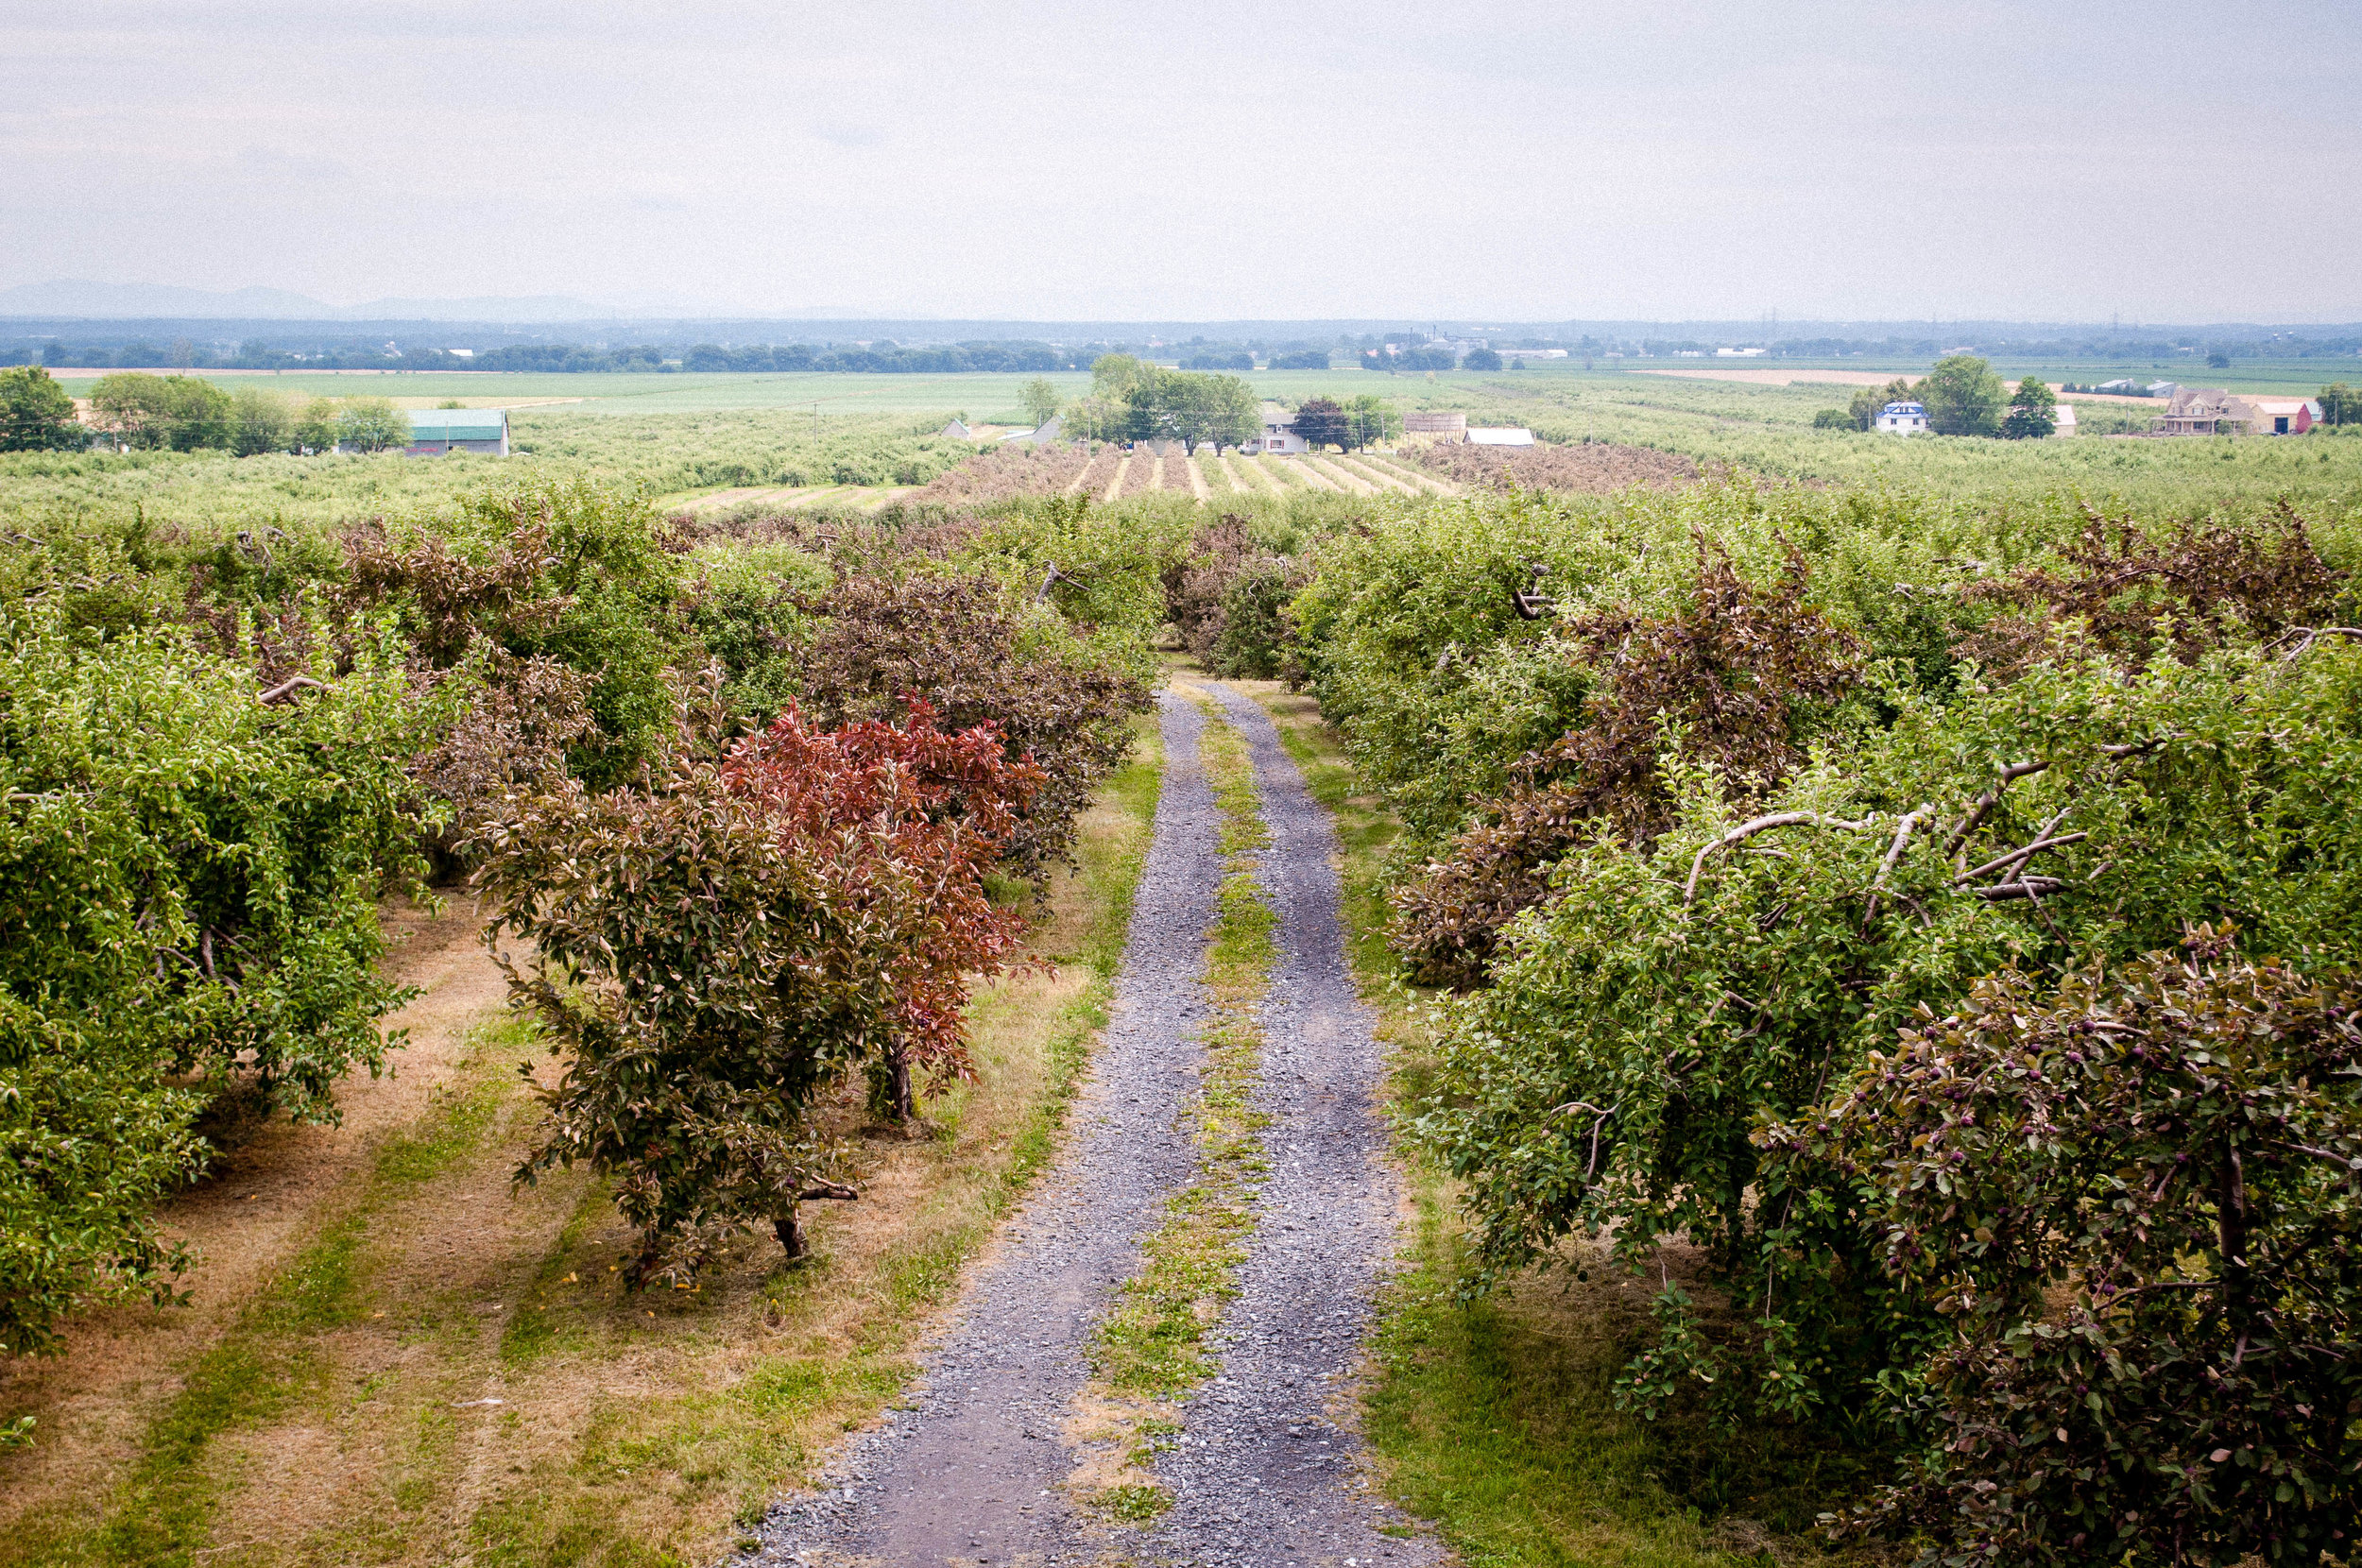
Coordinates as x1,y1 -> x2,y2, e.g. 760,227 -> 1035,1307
0,729 -> 1164,1568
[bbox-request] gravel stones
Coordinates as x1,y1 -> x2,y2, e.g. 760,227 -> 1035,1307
753,686 -> 1439,1567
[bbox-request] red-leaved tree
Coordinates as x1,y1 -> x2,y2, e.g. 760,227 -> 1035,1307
476,697 -> 1038,1284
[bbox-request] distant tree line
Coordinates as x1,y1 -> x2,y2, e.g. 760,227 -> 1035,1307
0,367 -> 417,454
0,339 -> 1090,375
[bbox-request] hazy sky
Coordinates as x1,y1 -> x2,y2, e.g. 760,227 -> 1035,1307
6,0 -> 2358,322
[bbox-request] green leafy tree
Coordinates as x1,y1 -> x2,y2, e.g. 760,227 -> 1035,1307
293,396 -> 339,453
0,366 -> 83,452
230,385 -> 295,457
0,595 -> 436,1353
336,397 -> 411,452
1019,376 -> 1060,429
1345,394 -> 1401,450
1812,407 -> 1851,429
2001,375 -> 2058,439
2318,383 -> 2360,426
1205,374 -> 1262,453
1089,352 -> 1146,400
89,373 -> 231,450
1917,353 -> 2008,436
1462,347 -> 1503,371
1290,396 -> 1350,452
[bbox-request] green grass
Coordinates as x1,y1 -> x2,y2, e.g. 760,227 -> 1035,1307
11,1019 -> 531,1568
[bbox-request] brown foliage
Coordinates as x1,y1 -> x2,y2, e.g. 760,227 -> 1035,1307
1401,439 -> 1701,494
1957,504 -> 2346,679
913,443 -> 1092,504
338,518 -> 569,665
1393,543 -> 1863,988
791,572 -> 1151,879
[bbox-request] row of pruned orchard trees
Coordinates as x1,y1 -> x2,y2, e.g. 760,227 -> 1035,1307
1284,482 -> 2362,1563
0,478 -> 1171,1348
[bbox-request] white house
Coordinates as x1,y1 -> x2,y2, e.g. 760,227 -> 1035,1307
1874,401 -> 1929,435
1245,402 -> 1309,454
1467,427 -> 1534,446
2053,403 -> 2078,437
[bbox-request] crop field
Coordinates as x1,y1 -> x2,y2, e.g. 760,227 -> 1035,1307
4,357 -> 2361,1566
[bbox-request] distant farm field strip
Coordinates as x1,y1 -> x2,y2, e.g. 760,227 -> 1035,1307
1100,455 -> 1132,503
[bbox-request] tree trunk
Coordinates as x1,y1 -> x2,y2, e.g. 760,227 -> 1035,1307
774,1208 -> 804,1259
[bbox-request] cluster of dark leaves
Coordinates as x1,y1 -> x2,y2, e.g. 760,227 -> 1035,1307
786,571 -> 1151,881
1956,505 -> 2346,680
476,694 -> 1037,1286
1163,514 -> 1304,679
1393,542 -> 1862,987
1770,931 -> 2362,1567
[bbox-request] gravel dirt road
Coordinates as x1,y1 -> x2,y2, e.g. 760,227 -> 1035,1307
756,684 -> 1439,1567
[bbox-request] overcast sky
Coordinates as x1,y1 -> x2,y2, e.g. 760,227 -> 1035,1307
5,0 -> 2357,323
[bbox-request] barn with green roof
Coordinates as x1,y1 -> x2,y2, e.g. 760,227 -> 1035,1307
403,408 -> 509,455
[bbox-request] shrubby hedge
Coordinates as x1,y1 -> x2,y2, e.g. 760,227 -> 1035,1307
0,594 -> 435,1352
1282,475 -> 2362,1561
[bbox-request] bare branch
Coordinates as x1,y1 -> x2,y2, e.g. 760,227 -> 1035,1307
257,674 -> 330,705
1943,760 -> 2050,860
1862,803 -> 1933,932
1955,830 -> 2089,887
1684,811 -> 1871,907
1972,877 -> 2065,902
797,1180 -> 859,1202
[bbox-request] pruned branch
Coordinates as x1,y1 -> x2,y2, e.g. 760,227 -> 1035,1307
1943,760 -> 2050,859
1863,803 -> 1933,932
797,1179 -> 859,1202
258,674 -> 330,706
1955,830 -> 2088,887
2268,625 -> 2362,659
1971,877 -> 2064,902
1685,811 -> 1870,907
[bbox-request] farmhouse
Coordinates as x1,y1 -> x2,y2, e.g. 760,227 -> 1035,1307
1246,402 -> 1309,454
1874,401 -> 1929,435
403,408 -> 508,455
2144,388 -> 2317,436
2054,403 -> 2078,436
940,418 -> 971,438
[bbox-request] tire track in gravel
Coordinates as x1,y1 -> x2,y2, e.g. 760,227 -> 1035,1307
754,684 -> 1439,1567
1142,685 -> 1442,1568
756,692 -> 1220,1565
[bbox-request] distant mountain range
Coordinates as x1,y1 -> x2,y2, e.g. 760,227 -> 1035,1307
0,280 -> 628,323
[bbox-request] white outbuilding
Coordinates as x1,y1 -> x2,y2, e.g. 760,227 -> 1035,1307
1874,401 -> 1929,435
1467,427 -> 1534,446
